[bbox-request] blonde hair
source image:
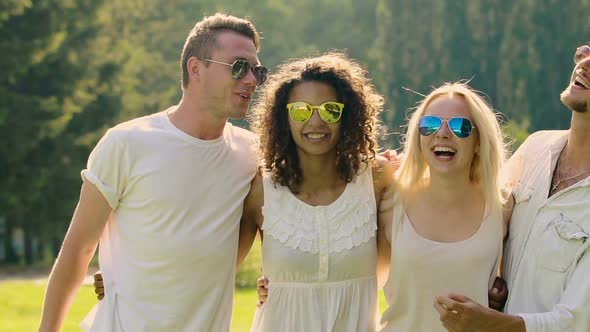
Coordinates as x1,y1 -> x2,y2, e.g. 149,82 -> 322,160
396,82 -> 507,208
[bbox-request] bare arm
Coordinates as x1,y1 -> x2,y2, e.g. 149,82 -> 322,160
236,171 -> 264,269
39,181 -> 111,332
373,158 -> 395,288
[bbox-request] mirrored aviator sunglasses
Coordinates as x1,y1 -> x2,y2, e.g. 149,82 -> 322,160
286,101 -> 344,123
230,59 -> 268,85
204,58 -> 268,85
418,115 -> 475,139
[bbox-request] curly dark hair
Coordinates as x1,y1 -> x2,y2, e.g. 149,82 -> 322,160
249,51 -> 384,193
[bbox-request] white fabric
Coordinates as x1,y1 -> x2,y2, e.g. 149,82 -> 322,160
251,167 -> 379,332
380,195 -> 503,332
79,108 -> 258,332
503,130 -> 590,332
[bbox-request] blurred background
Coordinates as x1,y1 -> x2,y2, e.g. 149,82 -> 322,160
1,0 -> 589,330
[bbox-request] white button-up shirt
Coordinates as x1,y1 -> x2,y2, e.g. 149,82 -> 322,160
503,130 -> 590,332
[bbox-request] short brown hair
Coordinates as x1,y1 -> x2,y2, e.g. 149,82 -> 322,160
249,51 -> 384,193
180,13 -> 260,88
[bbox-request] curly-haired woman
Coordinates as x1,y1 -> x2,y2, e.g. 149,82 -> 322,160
239,51 -> 394,332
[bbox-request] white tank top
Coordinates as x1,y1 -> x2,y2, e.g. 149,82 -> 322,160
251,166 -> 379,332
379,194 -> 502,332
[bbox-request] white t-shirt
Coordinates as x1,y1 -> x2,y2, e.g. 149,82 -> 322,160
80,108 -> 258,332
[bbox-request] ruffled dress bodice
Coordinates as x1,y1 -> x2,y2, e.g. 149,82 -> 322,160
251,167 -> 379,332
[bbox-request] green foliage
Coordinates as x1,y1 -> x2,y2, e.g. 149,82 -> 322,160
1,0 -> 581,263
236,239 -> 263,288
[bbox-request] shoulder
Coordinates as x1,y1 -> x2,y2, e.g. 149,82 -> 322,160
226,122 -> 258,144
516,130 -> 568,156
106,112 -> 166,142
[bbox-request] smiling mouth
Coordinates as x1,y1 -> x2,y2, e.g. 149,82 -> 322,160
433,146 -> 456,158
304,133 -> 328,140
237,93 -> 251,100
574,79 -> 590,90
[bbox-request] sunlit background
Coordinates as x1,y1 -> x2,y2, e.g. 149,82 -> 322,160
1,0 -> 588,330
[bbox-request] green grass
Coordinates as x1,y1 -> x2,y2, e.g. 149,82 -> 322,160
0,280 -> 386,331
0,280 -> 260,332
1,240 -> 386,331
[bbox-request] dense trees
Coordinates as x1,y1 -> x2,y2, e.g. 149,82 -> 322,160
1,0 -> 585,264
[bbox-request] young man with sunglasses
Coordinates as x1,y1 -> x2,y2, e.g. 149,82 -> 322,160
39,13 -> 267,332
434,45 -> 590,332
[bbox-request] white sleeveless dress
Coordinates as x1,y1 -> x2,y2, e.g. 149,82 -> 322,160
379,195 -> 503,332
251,168 -> 379,332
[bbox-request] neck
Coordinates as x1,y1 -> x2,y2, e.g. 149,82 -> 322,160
169,94 -> 227,140
565,112 -> 590,168
298,153 -> 342,193
426,172 -> 477,206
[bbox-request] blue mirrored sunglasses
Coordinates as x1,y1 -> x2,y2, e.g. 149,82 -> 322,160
418,115 -> 475,139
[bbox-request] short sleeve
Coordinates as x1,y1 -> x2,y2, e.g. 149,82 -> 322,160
81,129 -> 128,209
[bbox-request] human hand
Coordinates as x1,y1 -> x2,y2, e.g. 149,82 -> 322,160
256,275 -> 268,307
379,149 -> 402,172
93,271 -> 104,301
434,293 -> 497,332
488,276 -> 508,311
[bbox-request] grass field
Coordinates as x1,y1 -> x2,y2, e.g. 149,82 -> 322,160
0,281 -> 259,332
0,281 -> 386,331
1,241 -> 386,331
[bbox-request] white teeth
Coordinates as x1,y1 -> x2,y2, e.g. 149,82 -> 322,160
433,146 -> 456,153
306,133 -> 327,139
575,79 -> 590,89
239,94 -> 250,99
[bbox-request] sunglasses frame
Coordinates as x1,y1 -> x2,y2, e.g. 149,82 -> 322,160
418,115 -> 476,139
203,58 -> 268,85
286,101 -> 345,124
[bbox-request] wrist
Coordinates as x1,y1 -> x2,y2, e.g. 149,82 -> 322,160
489,311 -> 526,332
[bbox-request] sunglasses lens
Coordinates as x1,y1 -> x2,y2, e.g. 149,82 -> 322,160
418,116 -> 442,136
288,103 -> 312,122
252,66 -> 268,85
319,103 -> 343,123
231,60 -> 249,80
448,118 -> 473,138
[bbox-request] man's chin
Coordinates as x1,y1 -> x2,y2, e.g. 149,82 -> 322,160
560,92 -> 588,113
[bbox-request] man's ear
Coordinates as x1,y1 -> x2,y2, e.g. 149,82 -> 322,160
187,57 -> 202,82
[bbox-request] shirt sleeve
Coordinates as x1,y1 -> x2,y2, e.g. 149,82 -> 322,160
502,139 -> 531,194
80,128 -> 129,209
517,244 -> 590,332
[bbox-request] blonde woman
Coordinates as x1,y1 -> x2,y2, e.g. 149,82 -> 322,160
378,83 -> 511,332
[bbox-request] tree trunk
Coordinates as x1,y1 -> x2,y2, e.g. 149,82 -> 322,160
3,220 -> 18,264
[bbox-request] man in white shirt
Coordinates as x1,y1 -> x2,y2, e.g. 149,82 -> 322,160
434,45 -> 590,331
39,13 -> 267,332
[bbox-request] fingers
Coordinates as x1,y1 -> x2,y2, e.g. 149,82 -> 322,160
434,301 -> 453,316
435,295 -> 461,314
93,271 -> 105,301
256,276 -> 269,287
447,293 -> 471,303
256,276 -> 269,306
488,277 -> 508,311
434,300 -> 461,332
